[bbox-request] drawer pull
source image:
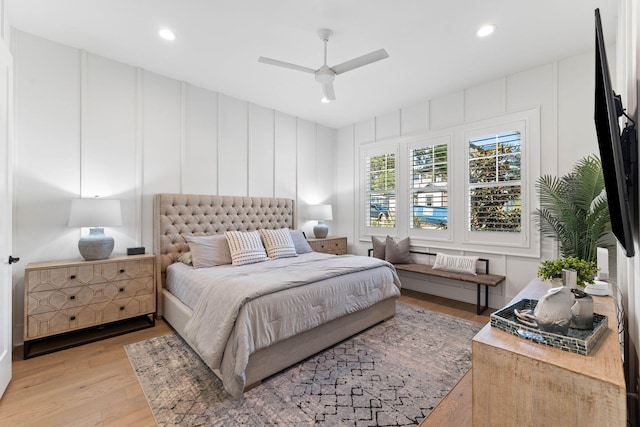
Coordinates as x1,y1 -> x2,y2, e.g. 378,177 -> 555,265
70,275 -> 76,279
120,269 -> 125,273
119,306 -> 125,311
69,295 -> 75,300
70,316 -> 76,321
119,287 -> 125,292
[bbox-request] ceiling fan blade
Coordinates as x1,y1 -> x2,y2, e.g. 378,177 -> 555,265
331,49 -> 389,75
322,82 -> 336,101
258,56 -> 316,74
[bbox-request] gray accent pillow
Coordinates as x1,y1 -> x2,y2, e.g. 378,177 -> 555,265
371,236 -> 386,259
185,234 -> 232,268
289,229 -> 313,254
385,236 -> 412,264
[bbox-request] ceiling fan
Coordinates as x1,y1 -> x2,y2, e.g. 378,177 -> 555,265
258,29 -> 389,103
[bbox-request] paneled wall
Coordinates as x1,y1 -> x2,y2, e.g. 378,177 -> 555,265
10,30 -> 336,344
335,50 -> 605,308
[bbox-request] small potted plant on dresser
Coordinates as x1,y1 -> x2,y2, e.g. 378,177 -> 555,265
537,256 -> 599,288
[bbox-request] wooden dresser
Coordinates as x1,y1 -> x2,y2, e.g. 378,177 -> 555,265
307,236 -> 347,255
472,278 -> 626,426
23,254 -> 156,358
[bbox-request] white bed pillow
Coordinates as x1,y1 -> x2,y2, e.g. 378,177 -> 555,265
225,230 -> 269,266
289,229 -> 313,254
432,252 -> 478,275
185,234 -> 232,268
259,228 -> 298,260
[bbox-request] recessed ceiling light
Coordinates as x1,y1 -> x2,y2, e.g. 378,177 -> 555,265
321,97 -> 331,104
476,24 -> 496,38
158,28 -> 176,41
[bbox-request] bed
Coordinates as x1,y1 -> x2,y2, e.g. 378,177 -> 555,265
153,193 -> 400,397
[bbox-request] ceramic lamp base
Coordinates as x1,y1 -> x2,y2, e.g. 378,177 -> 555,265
78,227 -> 114,260
313,221 -> 329,238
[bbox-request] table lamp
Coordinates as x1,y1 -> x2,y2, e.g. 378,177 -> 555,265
306,204 -> 333,238
69,197 -> 122,260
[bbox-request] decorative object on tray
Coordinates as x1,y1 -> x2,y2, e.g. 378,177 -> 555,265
570,288 -> 594,329
492,298 -> 607,355
537,256 -> 599,288
514,286 -> 573,335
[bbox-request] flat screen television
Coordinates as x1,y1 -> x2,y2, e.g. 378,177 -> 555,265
594,8 -> 637,257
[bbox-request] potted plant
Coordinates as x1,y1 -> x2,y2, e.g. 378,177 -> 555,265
537,256 -> 598,288
533,155 -> 611,262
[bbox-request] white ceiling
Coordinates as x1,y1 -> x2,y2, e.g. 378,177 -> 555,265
6,0 -> 619,129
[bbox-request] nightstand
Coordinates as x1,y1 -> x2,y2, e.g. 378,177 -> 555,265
23,254 -> 156,358
307,236 -> 347,255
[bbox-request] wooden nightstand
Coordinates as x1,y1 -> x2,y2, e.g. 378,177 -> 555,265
307,236 -> 348,255
23,254 -> 156,358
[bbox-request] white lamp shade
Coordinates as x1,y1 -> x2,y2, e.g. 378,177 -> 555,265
306,204 -> 333,221
69,198 -> 122,227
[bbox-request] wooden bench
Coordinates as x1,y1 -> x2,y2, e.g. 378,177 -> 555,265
369,249 -> 506,314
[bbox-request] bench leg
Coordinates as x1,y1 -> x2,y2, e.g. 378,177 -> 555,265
476,284 -> 489,315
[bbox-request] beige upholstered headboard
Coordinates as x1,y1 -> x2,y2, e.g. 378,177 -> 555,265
153,193 -> 295,290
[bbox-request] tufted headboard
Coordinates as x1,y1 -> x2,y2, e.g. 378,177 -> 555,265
153,193 -> 295,291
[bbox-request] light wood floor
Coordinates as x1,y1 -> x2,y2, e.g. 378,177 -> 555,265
0,290 -> 493,426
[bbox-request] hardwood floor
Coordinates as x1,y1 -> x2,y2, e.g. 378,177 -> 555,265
0,290 -> 493,426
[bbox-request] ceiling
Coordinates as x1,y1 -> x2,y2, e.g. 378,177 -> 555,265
6,0 -> 619,129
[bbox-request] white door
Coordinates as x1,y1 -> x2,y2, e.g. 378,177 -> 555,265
0,38 -> 13,398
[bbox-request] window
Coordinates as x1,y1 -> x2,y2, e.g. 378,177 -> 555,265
365,151 -> 396,227
410,142 -> 448,230
468,131 -> 522,232
359,108 -> 538,257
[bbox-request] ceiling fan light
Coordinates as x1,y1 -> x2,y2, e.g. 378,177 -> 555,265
476,24 -> 496,38
158,28 -> 176,41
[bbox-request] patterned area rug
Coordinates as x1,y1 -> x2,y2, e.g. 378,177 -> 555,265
125,302 -> 482,426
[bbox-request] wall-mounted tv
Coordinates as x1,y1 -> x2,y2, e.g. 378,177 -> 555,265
594,8 -> 637,257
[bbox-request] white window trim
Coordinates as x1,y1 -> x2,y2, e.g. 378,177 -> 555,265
357,107 -> 540,258
408,133 -> 453,242
461,109 -> 538,256
359,141 -> 399,238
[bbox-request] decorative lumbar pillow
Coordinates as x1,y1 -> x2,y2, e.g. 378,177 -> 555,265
432,253 -> 478,275
259,228 -> 298,260
289,229 -> 313,254
371,236 -> 386,259
384,236 -> 412,264
185,234 -> 232,268
225,230 -> 269,266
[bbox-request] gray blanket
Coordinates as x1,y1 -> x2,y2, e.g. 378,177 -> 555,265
181,253 -> 400,397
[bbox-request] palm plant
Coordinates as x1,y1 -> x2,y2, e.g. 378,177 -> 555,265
533,155 -> 611,262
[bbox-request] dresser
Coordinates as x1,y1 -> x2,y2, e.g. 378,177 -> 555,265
472,278 -> 626,426
23,254 -> 156,358
307,236 -> 347,255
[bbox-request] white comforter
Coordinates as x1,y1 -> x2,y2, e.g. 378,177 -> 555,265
168,252 -> 400,397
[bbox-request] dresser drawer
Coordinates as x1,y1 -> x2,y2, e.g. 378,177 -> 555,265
25,293 -> 155,340
308,237 -> 347,255
25,257 -> 154,293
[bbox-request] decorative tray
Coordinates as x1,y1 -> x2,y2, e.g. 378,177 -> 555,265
490,298 -> 608,355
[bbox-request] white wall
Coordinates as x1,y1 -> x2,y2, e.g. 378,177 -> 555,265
335,50 -> 605,309
10,30 -> 336,344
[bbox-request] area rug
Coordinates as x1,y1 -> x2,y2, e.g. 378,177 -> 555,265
125,302 -> 482,426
